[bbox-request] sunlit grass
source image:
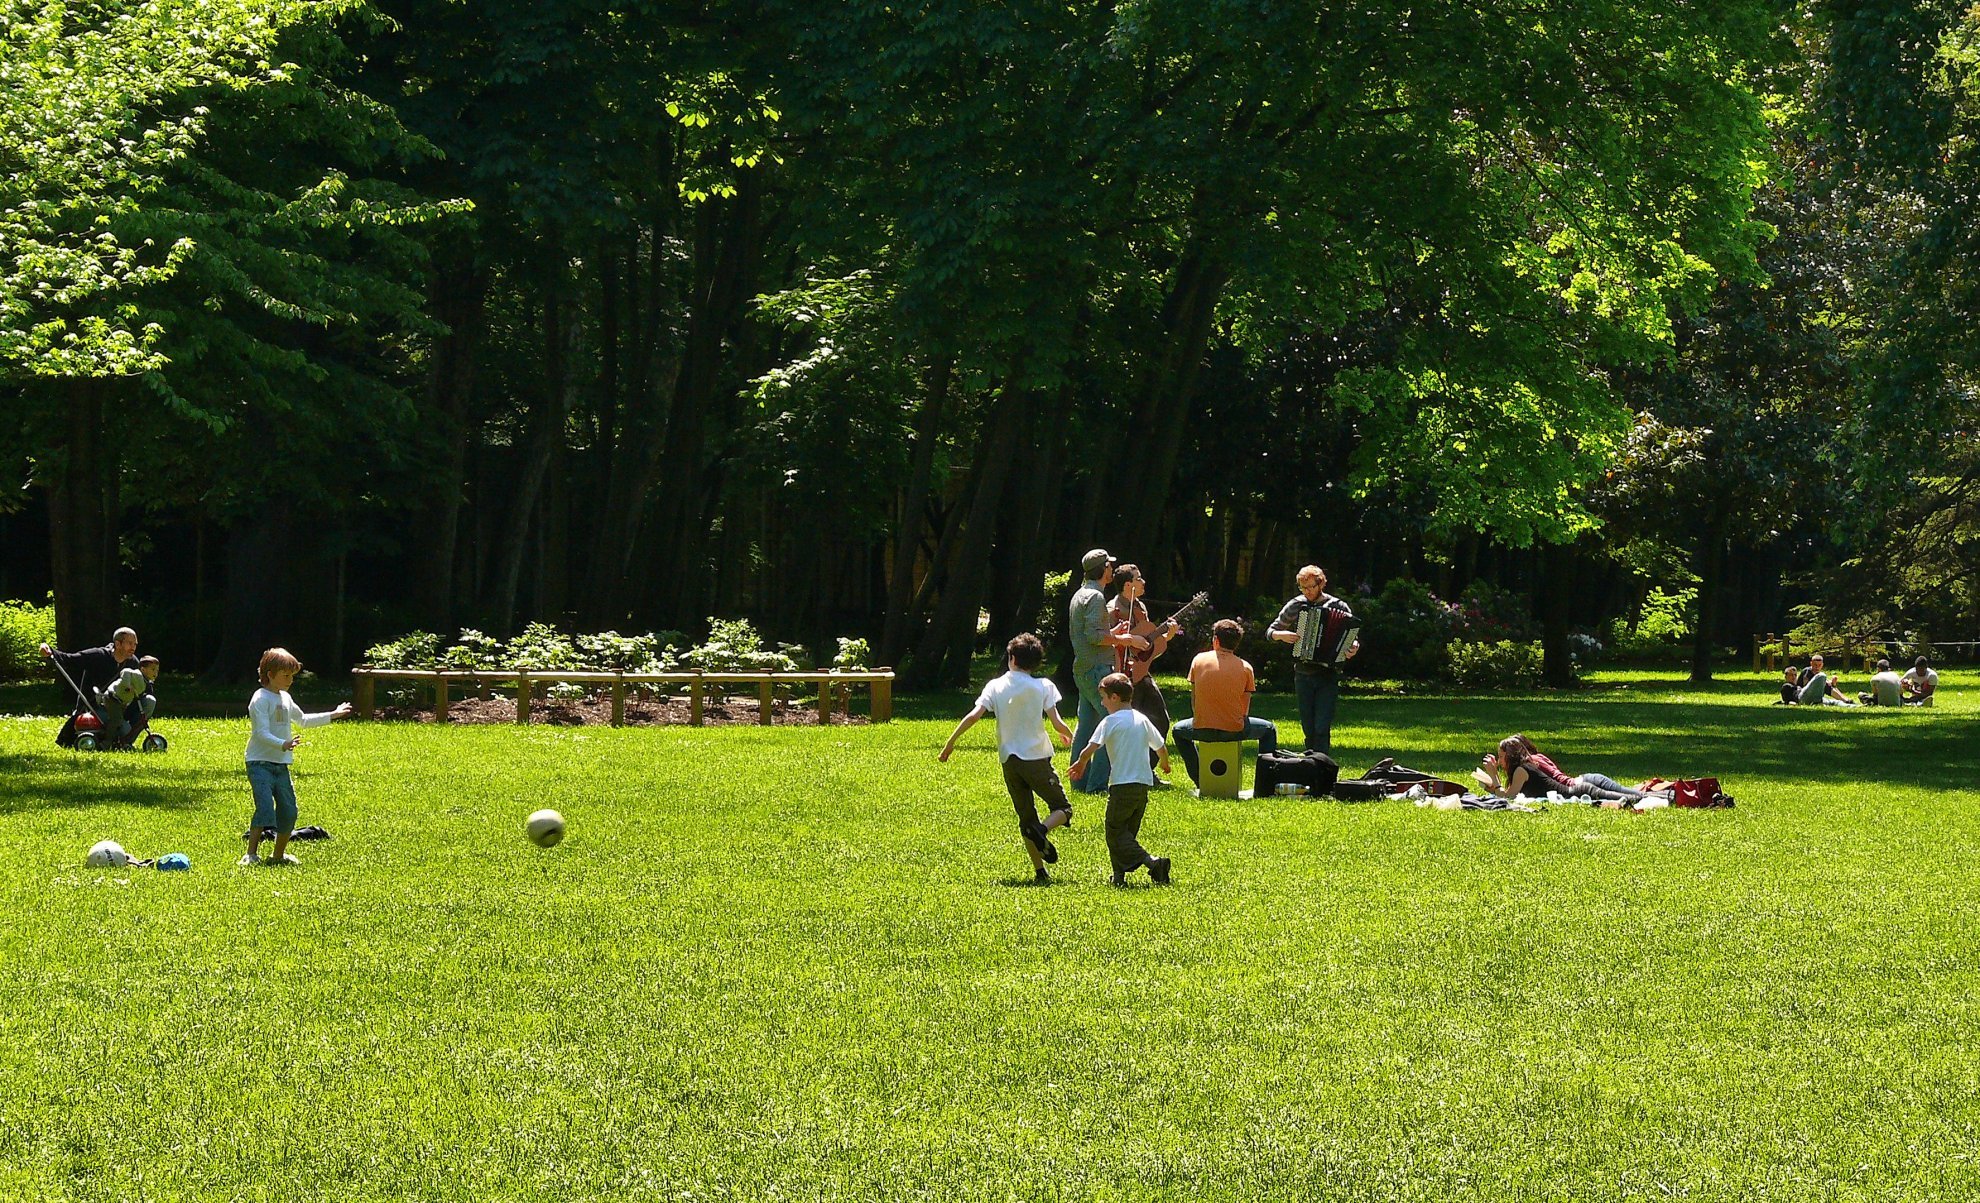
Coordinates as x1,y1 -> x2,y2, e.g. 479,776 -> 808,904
2,670 -> 1976,1200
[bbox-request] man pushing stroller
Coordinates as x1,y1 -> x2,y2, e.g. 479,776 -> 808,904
41,627 -> 162,750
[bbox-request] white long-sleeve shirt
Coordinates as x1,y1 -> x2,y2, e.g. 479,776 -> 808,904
246,688 -> 338,764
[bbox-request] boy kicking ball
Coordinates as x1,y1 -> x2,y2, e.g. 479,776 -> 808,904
1070,672 -> 1172,887
939,633 -> 1075,883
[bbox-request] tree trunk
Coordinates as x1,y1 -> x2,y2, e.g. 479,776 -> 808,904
880,356 -> 953,666
1690,520 -> 1727,683
1116,237 -> 1231,550
46,379 -> 118,649
417,251 -> 488,632
486,268 -> 579,634
907,381 -> 1031,688
1541,541 -> 1575,686
201,504 -> 295,683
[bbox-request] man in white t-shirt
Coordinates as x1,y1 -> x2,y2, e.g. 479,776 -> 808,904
1903,656 -> 1939,706
939,633 -> 1075,882
1070,672 -> 1172,887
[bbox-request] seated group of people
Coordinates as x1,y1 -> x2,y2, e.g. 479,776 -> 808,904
1777,654 -> 1937,708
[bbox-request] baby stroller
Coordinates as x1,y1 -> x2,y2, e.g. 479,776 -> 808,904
53,660 -> 166,753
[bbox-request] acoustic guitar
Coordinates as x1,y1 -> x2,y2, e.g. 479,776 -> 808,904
1115,591 -> 1210,682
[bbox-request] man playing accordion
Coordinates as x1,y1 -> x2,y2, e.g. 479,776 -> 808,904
1267,565 -> 1359,754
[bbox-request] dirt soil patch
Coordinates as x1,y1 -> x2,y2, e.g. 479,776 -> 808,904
378,693 -> 869,727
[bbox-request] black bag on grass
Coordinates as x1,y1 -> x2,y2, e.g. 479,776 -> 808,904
1255,751 -> 1339,797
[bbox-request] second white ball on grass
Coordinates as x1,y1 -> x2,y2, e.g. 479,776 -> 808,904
526,809 -> 566,848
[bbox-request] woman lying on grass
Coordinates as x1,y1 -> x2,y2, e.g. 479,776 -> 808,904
1478,734 -> 1666,807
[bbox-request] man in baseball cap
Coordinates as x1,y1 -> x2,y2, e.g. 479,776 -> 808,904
1067,548 -> 1145,793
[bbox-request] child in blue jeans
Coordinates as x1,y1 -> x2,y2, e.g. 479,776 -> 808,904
242,648 -> 351,866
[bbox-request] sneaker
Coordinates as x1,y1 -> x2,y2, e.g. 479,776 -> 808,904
237,852 -> 261,867
271,853 -> 299,866
1147,856 -> 1171,885
1110,872 -> 1129,887
1034,868 -> 1051,885
1023,820 -> 1058,864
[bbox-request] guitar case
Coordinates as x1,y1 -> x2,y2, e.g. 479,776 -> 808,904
1254,751 -> 1340,797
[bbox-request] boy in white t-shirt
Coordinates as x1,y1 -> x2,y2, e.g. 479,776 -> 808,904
242,647 -> 351,866
939,633 -> 1075,882
1070,672 -> 1172,887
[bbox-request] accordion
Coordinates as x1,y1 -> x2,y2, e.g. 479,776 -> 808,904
1294,603 -> 1359,666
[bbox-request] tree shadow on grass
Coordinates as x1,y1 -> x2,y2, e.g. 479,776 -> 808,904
0,754 -> 222,815
1320,694 -> 1980,791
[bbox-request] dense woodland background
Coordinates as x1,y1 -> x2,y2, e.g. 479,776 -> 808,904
5,0 -> 1980,686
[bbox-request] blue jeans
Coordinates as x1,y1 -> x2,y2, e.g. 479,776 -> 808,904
1071,662 -> 1111,793
1294,669 -> 1339,753
247,761 -> 299,834
1172,717 -> 1279,784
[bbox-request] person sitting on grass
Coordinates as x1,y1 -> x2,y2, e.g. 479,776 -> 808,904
1775,666 -> 1802,704
243,648 -> 352,867
1479,735 -> 1657,806
1795,654 -> 1856,706
1903,656 -> 1938,706
1171,618 -> 1278,787
938,632 -> 1076,884
1070,673 -> 1172,887
1859,659 -> 1904,706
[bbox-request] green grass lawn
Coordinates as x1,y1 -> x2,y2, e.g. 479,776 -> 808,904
3,671 -> 1978,1200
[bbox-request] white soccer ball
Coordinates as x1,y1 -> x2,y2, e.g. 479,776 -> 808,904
526,809 -> 566,848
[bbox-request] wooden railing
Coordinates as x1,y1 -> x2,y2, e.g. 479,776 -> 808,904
349,668 -> 895,725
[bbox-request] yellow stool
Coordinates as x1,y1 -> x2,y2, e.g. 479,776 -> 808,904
1196,741 -> 1245,799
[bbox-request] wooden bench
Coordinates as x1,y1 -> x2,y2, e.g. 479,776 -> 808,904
349,668 -> 895,725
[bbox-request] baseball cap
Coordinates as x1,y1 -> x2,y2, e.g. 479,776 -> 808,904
1081,548 -> 1115,576
156,852 -> 191,872
86,839 -> 130,869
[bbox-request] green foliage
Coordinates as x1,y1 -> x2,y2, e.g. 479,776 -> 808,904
0,598 -> 57,681
831,637 -> 872,672
1033,572 -> 1072,647
360,630 -> 441,671
1446,640 -> 1545,689
1455,580 -> 1538,645
1354,578 -> 1461,680
1606,587 -> 1698,659
679,617 -> 800,675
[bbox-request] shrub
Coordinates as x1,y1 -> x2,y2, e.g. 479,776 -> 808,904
680,617 -> 800,675
1033,571 -> 1072,646
1606,587 -> 1696,659
1567,632 -> 1604,667
1446,639 -> 1543,689
832,637 -> 872,671
1455,579 -> 1537,643
361,630 -> 441,671
0,597 -> 57,681
1354,577 -> 1461,679
440,629 -> 505,672
574,631 -> 674,674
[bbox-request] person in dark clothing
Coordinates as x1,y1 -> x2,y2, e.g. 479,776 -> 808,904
42,627 -> 139,747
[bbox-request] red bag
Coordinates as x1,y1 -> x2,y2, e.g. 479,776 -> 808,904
1670,777 -> 1729,808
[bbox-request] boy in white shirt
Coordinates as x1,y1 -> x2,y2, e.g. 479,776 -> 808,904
1070,672 -> 1172,886
939,633 -> 1075,882
242,647 -> 352,866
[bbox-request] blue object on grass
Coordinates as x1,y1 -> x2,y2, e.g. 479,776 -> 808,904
156,852 -> 191,871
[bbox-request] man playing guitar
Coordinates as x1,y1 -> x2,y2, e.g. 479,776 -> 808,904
1108,565 -> 1177,760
